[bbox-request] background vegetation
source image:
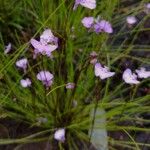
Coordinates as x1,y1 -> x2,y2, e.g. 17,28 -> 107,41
0,0 -> 150,149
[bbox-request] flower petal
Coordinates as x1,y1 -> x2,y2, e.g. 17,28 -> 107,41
54,128 -> 65,142
94,63 -> 115,79
123,69 -> 140,84
81,17 -> 94,28
16,58 -> 28,70
136,67 -> 150,79
80,0 -> 96,9
4,43 -> 12,54
20,78 -> 31,88
126,16 -> 137,25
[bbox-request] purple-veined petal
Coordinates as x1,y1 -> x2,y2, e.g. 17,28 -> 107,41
43,80 -> 53,88
37,71 -> 54,87
37,71 -> 53,81
94,20 -> 113,34
16,58 -> 28,71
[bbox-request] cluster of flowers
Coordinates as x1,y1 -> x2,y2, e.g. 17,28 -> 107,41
14,29 -> 57,88
90,51 -> 150,84
4,27 -> 75,142
12,29 -> 75,90
82,16 -> 113,34
52,1 -> 150,142
93,58 -> 150,84
4,0 -> 150,143
4,29 -> 75,142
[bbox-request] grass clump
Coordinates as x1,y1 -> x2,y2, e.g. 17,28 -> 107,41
0,0 -> 150,149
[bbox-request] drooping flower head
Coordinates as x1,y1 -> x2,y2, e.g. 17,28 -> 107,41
123,68 -> 140,84
94,20 -> 113,34
66,83 -> 75,89
16,58 -> 28,72
54,128 -> 65,142
4,43 -> 12,54
20,78 -> 31,88
135,67 -> 150,79
126,16 -> 137,25
81,17 -> 94,28
94,63 -> 115,80
37,71 -> 54,88
90,51 -> 98,64
73,0 -> 96,10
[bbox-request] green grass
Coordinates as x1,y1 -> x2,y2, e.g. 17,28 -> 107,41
0,0 -> 150,149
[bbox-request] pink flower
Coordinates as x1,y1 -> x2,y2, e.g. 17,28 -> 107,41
16,58 -> 28,72
94,20 -> 113,34
20,78 -> 31,88
31,29 -> 58,58
37,71 -> 54,87
81,16 -> 113,34
54,128 -> 65,142
66,83 -> 75,89
73,0 -> 96,10
135,67 -> 150,79
94,63 -> 115,80
123,68 -> 140,84
81,17 -> 94,28
40,29 -> 58,45
4,43 -> 12,54
126,16 -> 137,25
31,39 -> 57,58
